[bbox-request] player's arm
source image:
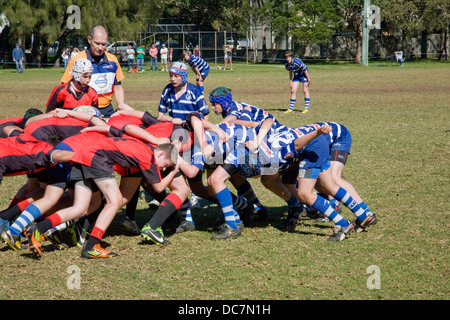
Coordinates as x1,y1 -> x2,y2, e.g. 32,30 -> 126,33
157,111 -> 182,125
24,111 -> 59,127
230,119 -> 259,128
111,109 -> 145,118
294,124 -> 331,151
245,118 -> 274,151
176,156 -> 200,179
151,161 -> 181,193
122,124 -> 170,145
3,125 -> 23,137
221,114 -> 237,123
114,85 -> 134,111
304,69 -> 311,84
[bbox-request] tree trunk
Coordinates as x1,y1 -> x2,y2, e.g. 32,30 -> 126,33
439,26 -> 448,60
355,23 -> 362,64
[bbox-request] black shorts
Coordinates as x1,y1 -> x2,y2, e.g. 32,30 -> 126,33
330,150 -> 349,165
281,159 -> 300,185
69,163 -> 114,192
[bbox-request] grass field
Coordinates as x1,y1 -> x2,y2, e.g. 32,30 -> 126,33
0,60 -> 448,303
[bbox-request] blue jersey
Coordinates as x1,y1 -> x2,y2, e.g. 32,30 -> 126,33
191,123 -> 255,171
284,57 -> 308,78
187,55 -> 210,76
158,82 -> 209,121
303,122 -> 352,153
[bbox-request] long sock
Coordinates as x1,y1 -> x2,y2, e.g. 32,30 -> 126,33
311,195 -> 349,227
84,226 -> 104,250
304,98 -> 310,110
179,199 -> 194,225
236,180 -> 263,208
0,198 -> 32,221
9,203 -> 42,236
200,86 -> 204,94
149,193 -> 183,229
35,213 -> 62,234
230,193 -> 249,211
125,187 -> 140,220
358,201 -> 373,217
287,194 -> 301,207
289,98 -> 296,110
215,188 -> 238,229
334,187 -> 367,221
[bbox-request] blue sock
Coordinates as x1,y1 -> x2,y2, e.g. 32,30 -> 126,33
286,194 -> 301,207
311,195 -> 348,227
216,188 -> 238,229
304,98 -> 310,110
358,201 -> 373,217
289,99 -> 296,110
334,188 -> 367,221
200,86 -> 204,94
9,203 -> 42,236
179,199 -> 194,225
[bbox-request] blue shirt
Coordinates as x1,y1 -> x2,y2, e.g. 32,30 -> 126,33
159,82 -> 209,121
187,55 -> 210,75
12,48 -> 24,61
284,57 -> 308,77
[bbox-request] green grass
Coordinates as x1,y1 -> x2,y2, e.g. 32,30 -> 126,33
0,60 -> 449,301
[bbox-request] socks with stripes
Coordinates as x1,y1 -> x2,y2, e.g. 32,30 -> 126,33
289,99 -> 296,110
149,193 -> 183,230
311,195 -> 349,227
236,180 -> 263,209
216,188 -> 238,230
179,198 -> 194,225
304,98 -> 310,110
9,203 -> 42,236
334,187 -> 367,221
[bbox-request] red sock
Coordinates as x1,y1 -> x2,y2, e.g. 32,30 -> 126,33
90,226 -> 105,241
17,198 -> 32,211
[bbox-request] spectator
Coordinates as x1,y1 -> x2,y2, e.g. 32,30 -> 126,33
136,45 -> 145,72
149,44 -> 158,71
126,43 -> 135,73
194,45 -> 200,57
160,44 -> 168,72
12,43 -> 25,73
61,48 -> 71,69
71,47 -> 80,59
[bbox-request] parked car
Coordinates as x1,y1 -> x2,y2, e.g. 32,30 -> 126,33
226,39 -> 248,51
106,41 -> 137,55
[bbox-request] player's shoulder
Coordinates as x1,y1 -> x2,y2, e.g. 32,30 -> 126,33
105,51 -> 120,63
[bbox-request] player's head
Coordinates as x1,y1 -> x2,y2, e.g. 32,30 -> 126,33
169,62 -> 188,86
209,87 -> 232,115
154,143 -> 178,170
183,50 -> 192,59
285,50 -> 294,62
72,58 -> 93,86
24,108 -> 43,119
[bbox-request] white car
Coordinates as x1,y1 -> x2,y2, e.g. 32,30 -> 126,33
106,41 -> 137,55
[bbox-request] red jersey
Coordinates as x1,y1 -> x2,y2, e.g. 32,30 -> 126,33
70,137 -> 162,184
46,81 -> 98,112
23,116 -> 90,141
0,136 -> 53,177
0,117 -> 27,139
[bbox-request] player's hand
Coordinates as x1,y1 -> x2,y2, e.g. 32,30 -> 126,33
172,118 -> 183,125
171,140 -> 182,152
202,144 -> 215,158
245,140 -> 259,151
55,108 -> 68,118
156,137 -> 170,145
318,124 -> 331,135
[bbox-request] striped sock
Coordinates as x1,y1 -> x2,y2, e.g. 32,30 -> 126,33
216,188 -> 238,229
231,193 -> 249,211
304,98 -> 310,110
9,203 -> 42,236
179,199 -> 194,225
311,195 -> 349,227
358,201 -> 373,217
289,99 -> 296,110
237,180 -> 263,208
334,187 -> 367,221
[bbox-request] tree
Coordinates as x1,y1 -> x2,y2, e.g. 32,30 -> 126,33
421,0 -> 449,60
377,0 -> 425,58
0,0 -> 164,66
258,0 -> 340,57
336,0 -> 364,64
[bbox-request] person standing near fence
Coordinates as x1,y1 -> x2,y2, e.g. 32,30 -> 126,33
149,44 -> 158,71
284,51 -> 311,114
224,45 -> 232,71
136,45 -> 145,72
12,43 -> 25,73
126,44 -> 135,73
61,48 -> 71,70
160,44 -> 168,72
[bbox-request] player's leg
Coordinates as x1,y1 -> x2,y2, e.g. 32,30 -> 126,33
142,174 -> 188,242
118,175 -> 143,235
207,164 -> 241,239
285,80 -> 300,113
302,80 -> 310,113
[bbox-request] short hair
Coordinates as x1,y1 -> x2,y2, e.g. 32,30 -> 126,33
24,108 -> 43,118
155,143 -> 178,165
183,50 -> 192,56
285,50 -> 294,57
89,25 -> 108,39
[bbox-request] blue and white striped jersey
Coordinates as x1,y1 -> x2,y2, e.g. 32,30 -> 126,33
284,57 -> 308,77
187,55 -> 210,74
158,82 -> 209,121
